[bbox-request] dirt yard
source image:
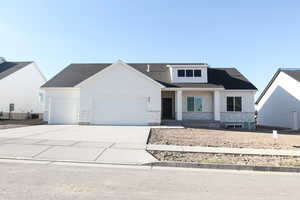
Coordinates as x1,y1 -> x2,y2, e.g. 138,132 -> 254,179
149,151 -> 300,167
149,128 -> 300,150
0,119 -> 44,130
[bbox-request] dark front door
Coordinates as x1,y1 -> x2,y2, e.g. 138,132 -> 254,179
162,98 -> 173,119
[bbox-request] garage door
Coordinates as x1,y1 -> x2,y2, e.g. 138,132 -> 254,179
49,99 -> 79,124
92,96 -> 148,125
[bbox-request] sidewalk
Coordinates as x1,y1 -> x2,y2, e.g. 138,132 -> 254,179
147,144 -> 300,157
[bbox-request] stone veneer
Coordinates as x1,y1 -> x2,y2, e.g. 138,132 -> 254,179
220,112 -> 255,122
182,112 -> 214,120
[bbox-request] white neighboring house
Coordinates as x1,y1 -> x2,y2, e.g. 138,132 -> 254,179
0,58 -> 46,120
256,68 -> 300,130
41,60 -> 257,128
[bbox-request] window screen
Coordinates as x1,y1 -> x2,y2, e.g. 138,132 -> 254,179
227,97 -> 234,111
235,97 -> 242,111
194,97 -> 202,112
187,97 -> 194,112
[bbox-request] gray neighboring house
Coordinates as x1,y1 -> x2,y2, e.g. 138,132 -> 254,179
41,60 -> 257,128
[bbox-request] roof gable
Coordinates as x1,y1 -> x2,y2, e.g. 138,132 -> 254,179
0,62 -> 33,81
75,60 -> 165,88
256,68 -> 300,104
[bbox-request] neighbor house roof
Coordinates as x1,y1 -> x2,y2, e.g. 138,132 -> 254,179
0,61 -> 33,81
256,68 -> 300,104
42,63 -> 257,90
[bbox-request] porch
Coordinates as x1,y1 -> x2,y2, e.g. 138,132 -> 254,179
161,89 -> 222,127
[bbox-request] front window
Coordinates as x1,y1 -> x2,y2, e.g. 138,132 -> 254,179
187,96 -> 203,112
177,70 -> 185,77
227,96 -> 242,112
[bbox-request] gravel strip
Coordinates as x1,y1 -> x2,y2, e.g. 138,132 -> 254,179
149,128 -> 300,150
149,150 -> 300,167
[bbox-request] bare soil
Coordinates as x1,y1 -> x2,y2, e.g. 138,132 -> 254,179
149,128 -> 300,150
150,151 -> 300,167
0,119 -> 44,130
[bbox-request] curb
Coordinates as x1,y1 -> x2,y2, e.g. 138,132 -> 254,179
144,161 -> 300,173
0,157 -> 145,167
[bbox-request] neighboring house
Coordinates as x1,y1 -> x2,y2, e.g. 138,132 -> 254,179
41,60 -> 257,128
256,68 -> 300,130
0,58 -> 46,120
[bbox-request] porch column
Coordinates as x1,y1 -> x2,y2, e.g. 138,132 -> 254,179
214,91 -> 221,121
176,90 -> 182,120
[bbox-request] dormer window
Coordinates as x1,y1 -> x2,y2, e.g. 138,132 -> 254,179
186,70 -> 193,77
169,64 -> 208,83
194,70 -> 202,77
178,70 -> 185,77
176,69 -> 202,78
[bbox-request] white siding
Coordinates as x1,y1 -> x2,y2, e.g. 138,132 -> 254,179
182,91 -> 213,120
79,62 -> 162,125
257,72 -> 300,129
220,91 -> 255,122
182,91 -> 213,112
178,90 -> 255,122
0,63 -> 46,114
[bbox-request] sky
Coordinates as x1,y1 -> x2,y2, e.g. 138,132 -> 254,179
1,0 -> 300,98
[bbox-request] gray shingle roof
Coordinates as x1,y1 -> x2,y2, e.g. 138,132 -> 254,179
281,69 -> 300,82
256,68 -> 300,104
42,63 -> 257,90
0,62 -> 33,80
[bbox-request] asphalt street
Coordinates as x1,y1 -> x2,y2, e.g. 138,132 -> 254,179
0,160 -> 300,200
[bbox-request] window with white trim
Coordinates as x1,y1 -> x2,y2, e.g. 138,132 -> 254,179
177,69 -> 202,78
226,96 -> 242,112
187,96 -> 203,112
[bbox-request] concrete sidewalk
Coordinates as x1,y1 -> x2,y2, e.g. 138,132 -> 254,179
147,144 -> 300,157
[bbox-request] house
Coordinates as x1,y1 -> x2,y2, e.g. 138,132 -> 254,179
0,58 -> 46,120
256,68 -> 300,130
41,60 -> 257,128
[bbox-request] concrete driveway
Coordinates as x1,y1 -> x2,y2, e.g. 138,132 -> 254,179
0,125 -> 157,164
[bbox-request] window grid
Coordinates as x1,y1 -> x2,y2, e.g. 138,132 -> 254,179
187,96 -> 203,112
177,69 -> 202,78
226,96 -> 242,112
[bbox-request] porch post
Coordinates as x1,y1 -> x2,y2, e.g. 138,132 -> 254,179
176,90 -> 182,120
214,90 -> 221,121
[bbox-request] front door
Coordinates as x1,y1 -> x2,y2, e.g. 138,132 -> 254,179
162,98 -> 173,119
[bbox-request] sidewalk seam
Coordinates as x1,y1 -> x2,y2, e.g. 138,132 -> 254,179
32,146 -> 54,158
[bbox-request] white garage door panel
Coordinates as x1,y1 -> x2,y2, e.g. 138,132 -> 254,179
92,96 -> 148,125
50,99 -> 78,124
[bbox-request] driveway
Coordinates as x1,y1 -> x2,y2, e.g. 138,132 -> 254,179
0,125 -> 157,164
